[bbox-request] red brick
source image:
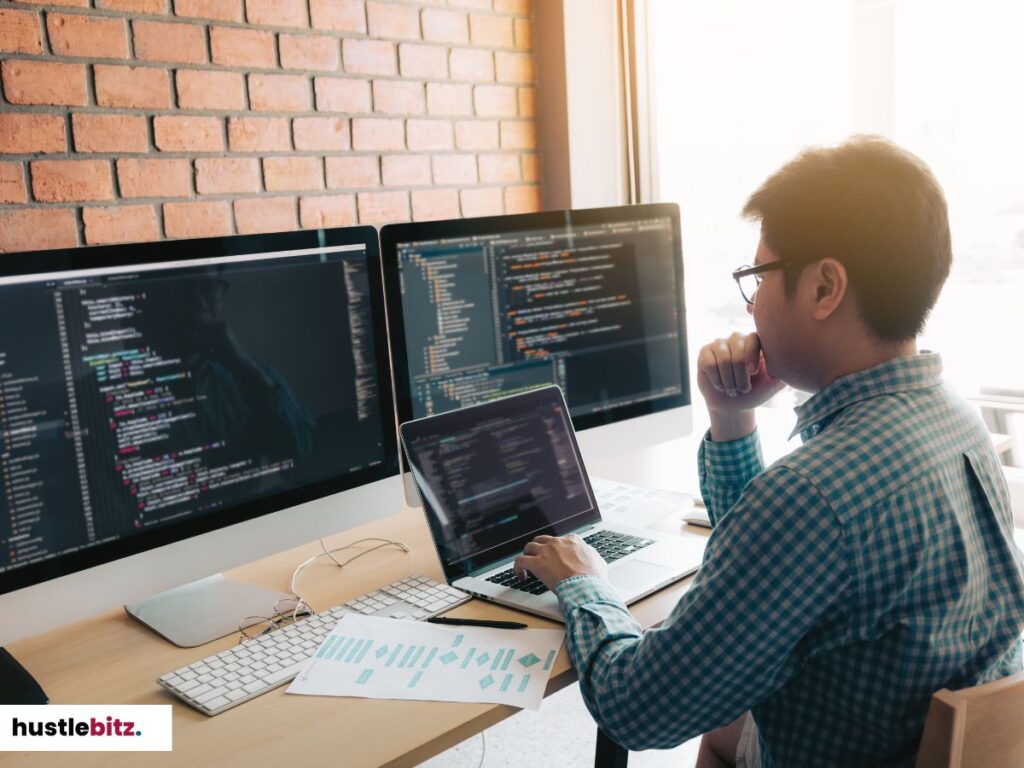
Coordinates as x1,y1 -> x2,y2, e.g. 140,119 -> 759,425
117,158 -> 191,198
293,117 -> 349,151
454,120 -> 498,150
398,43 -> 447,79
0,9 -> 42,54
246,0 -> 307,28
263,156 -> 323,191
0,114 -> 67,154
95,65 -> 170,109
478,152 -> 517,183
211,26 -> 276,68
300,194 -> 357,229
427,83 -> 472,116
460,186 -> 502,218
342,39 -> 396,77
83,205 -> 159,245
0,162 -> 27,204
133,20 -> 206,64
10,0 -> 87,6
249,74 -> 311,112
505,183 -> 540,214
73,114 -> 149,153
196,157 -> 260,194
422,8 -> 467,44
228,117 -> 289,151
500,120 -> 536,149
164,200 -> 232,239
367,1 -> 419,40
173,0 -> 241,22
494,0 -> 529,13
432,153 -> 476,185
176,70 -> 245,111
412,188 -> 458,221
406,119 -> 453,151
473,84 -> 516,116
450,48 -> 493,81
1,60 -> 87,106
381,154 -> 430,186
469,13 -> 512,48
372,80 -> 424,115
521,152 -> 539,182
351,118 -> 404,151
326,156 -> 378,189
154,116 -> 224,152
0,209 -> 78,253
97,0 -> 168,12
98,0 -> 167,11
356,190 -> 408,225
518,86 -> 535,118
309,0 -> 365,32
234,196 -> 297,234
314,77 -> 371,113
31,159 -> 113,202
514,17 -> 531,49
47,14 -> 128,59
495,51 -> 533,83
280,34 -> 339,71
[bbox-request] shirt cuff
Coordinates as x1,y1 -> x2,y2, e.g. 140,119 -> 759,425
553,574 -> 625,612
699,427 -> 762,483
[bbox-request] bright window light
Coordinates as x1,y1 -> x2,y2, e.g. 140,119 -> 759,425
648,0 -> 1024,397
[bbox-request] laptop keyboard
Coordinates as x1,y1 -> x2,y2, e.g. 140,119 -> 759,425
485,530 -> 656,595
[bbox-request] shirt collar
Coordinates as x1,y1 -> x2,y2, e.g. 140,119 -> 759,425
791,352 -> 943,440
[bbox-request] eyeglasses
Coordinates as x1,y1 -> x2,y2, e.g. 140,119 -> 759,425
238,597 -> 313,640
732,261 -> 789,305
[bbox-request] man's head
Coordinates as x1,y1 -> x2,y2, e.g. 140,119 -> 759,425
740,135 -> 952,389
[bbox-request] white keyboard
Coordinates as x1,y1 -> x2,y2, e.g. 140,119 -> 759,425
592,477 -> 696,528
157,575 -> 470,716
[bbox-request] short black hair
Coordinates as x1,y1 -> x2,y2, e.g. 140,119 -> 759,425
742,135 -> 952,341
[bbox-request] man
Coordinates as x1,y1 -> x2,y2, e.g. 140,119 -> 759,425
514,136 -> 1024,766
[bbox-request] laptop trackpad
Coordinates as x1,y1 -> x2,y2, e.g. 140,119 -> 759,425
608,560 -> 675,595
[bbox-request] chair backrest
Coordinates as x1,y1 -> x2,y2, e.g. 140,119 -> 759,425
916,670 -> 1024,768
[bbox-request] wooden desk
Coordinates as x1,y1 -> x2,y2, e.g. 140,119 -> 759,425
2,503 -> 709,768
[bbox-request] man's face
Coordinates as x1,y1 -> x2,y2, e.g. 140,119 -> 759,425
748,237 -> 807,387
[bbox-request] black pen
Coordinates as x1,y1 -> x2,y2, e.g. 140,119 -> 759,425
426,616 -> 527,630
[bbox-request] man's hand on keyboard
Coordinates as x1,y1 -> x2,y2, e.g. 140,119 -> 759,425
513,533 -> 607,590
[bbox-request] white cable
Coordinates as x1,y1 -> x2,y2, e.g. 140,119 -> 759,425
478,732 -> 487,768
285,536 -> 409,620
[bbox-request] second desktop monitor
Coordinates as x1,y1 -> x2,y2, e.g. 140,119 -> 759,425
381,203 -> 689,430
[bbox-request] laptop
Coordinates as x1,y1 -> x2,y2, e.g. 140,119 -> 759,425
400,386 -> 706,622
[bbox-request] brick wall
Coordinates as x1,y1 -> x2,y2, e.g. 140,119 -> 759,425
0,0 -> 540,252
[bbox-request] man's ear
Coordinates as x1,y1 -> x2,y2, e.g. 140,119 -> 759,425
810,258 -> 847,320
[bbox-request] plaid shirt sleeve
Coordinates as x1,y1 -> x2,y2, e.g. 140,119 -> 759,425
553,430 -> 850,751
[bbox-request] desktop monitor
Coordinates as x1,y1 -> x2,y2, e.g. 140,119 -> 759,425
0,228 -> 402,692
380,203 -> 692,492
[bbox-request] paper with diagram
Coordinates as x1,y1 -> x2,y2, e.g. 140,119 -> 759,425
287,614 -> 565,710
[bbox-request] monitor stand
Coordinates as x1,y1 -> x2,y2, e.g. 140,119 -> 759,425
124,574 -> 291,648
1,647 -> 48,704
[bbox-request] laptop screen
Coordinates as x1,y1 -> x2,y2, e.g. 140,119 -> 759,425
400,386 -> 600,581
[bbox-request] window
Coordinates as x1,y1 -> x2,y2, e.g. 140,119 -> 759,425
647,0 -> 1024,398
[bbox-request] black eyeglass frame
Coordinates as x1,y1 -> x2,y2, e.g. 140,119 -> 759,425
732,261 -> 790,304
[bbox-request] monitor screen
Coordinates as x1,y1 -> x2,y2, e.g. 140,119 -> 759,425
401,386 -> 599,581
380,204 -> 689,431
0,229 -> 398,595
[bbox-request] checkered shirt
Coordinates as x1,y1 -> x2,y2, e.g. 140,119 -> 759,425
554,353 -> 1024,766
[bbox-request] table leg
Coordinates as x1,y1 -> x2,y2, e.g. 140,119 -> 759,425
595,727 -> 629,768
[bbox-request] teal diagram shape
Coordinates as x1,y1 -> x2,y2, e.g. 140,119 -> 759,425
518,653 -> 541,668
440,651 -> 459,665
375,646 -> 389,659
476,652 -> 490,666
479,675 -> 495,689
